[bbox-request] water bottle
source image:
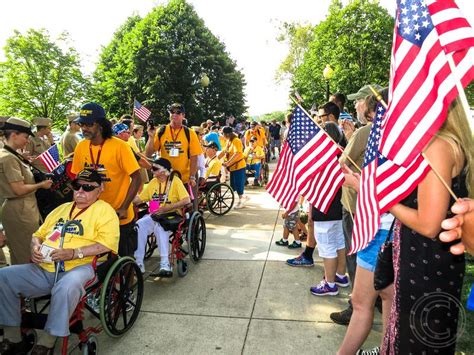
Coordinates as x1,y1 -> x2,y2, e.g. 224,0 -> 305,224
467,284 -> 474,312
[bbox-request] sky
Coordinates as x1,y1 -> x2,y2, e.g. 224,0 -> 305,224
0,0 -> 473,116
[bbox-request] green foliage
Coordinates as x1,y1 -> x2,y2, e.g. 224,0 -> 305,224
254,111 -> 287,123
293,0 -> 394,106
275,22 -> 314,82
92,0 -> 246,125
0,29 -> 88,126
465,81 -> 474,107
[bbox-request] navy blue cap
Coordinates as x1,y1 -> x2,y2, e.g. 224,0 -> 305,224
76,102 -> 106,124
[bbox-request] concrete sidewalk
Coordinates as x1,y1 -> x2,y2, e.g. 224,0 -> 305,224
96,162 -> 383,355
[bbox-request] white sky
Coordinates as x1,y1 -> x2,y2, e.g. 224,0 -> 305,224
0,0 -> 473,116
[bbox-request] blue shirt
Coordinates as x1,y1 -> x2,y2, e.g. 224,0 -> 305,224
203,132 -> 222,150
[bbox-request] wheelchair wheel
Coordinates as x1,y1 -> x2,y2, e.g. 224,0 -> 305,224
22,329 -> 37,353
99,257 -> 144,337
206,183 -> 234,216
144,234 -> 157,260
177,259 -> 188,277
187,211 -> 206,262
82,335 -> 98,355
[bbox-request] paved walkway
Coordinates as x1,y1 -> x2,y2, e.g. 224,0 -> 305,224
96,161 -> 382,355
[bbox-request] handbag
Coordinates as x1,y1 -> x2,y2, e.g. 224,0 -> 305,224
373,220 -> 396,291
151,212 -> 182,231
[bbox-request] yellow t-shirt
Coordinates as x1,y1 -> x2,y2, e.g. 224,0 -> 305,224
71,137 -> 140,225
243,146 -> 265,165
205,156 -> 222,179
224,138 -> 246,172
152,125 -> 203,183
244,128 -> 266,148
139,175 -> 189,214
34,200 -> 120,272
128,136 -> 140,153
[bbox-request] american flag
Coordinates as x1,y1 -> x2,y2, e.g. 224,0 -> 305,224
266,106 -> 342,212
379,0 -> 474,166
38,144 -> 61,173
133,99 -> 152,122
350,104 -> 431,254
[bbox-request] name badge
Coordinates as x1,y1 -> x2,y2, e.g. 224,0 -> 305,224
170,148 -> 180,157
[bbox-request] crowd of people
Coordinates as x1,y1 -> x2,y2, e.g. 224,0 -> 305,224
0,87 -> 472,354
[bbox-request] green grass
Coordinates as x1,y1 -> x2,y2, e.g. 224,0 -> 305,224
456,254 -> 474,354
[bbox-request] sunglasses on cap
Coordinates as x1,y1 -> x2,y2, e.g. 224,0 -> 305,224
169,110 -> 183,115
78,122 -> 95,128
72,181 -> 100,192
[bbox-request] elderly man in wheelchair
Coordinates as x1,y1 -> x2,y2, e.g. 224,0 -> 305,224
134,157 -> 190,277
0,169 -> 119,355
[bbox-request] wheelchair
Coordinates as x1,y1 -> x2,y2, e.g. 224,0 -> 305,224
245,161 -> 269,187
19,221 -> 144,354
197,179 -> 235,216
140,205 -> 206,277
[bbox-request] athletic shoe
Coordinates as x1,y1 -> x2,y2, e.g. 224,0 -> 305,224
356,346 -> 380,355
0,339 -> 31,355
137,263 -> 145,274
310,280 -> 339,296
287,241 -> 302,249
234,201 -> 243,209
275,238 -> 289,246
286,254 -> 314,267
330,306 -> 353,325
335,274 -> 350,288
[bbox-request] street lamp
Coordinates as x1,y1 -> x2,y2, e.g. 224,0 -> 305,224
323,64 -> 334,101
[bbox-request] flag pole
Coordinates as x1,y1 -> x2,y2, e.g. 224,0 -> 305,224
368,86 -> 459,201
289,96 -> 362,173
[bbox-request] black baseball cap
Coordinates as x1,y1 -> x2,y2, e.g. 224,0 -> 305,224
152,157 -> 172,172
168,103 -> 185,114
222,126 -> 233,134
203,142 -> 219,150
74,169 -> 106,185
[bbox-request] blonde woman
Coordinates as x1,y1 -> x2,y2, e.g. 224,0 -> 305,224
383,98 -> 473,354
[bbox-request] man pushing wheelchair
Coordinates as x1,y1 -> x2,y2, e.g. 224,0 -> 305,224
0,169 -> 119,355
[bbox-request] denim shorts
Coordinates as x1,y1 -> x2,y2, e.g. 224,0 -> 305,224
356,228 -> 391,272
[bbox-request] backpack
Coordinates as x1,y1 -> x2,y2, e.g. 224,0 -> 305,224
157,125 -> 191,158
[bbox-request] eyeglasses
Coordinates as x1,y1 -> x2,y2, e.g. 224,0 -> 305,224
169,110 -> 183,115
72,181 -> 99,192
78,122 -> 95,128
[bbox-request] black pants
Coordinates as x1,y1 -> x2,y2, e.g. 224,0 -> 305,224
342,208 -> 357,286
119,222 -> 137,257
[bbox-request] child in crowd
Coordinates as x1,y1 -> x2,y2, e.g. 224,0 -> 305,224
275,198 -> 302,249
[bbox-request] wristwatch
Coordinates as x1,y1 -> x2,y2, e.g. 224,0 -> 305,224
77,248 -> 84,259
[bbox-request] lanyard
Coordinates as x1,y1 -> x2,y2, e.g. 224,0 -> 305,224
68,202 -> 91,221
205,156 -> 216,168
170,126 -> 183,144
158,177 -> 169,196
89,141 -> 105,169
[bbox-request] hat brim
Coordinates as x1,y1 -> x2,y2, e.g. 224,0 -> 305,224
75,116 -> 104,124
2,122 -> 34,136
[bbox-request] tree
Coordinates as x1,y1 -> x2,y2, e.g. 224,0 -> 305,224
0,29 -> 88,125
292,0 -> 394,106
93,0 -> 246,124
275,22 -> 314,83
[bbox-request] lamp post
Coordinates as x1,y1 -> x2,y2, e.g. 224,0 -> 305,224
323,64 -> 334,101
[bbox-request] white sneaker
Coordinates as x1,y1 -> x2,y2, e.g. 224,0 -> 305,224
234,201 -> 243,209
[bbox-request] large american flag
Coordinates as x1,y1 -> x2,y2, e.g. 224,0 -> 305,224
266,106 -> 342,212
350,104 -> 431,254
379,0 -> 474,166
133,99 -> 152,122
38,144 -> 61,173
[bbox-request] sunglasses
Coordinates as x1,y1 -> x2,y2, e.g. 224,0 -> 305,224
78,122 -> 95,128
72,181 -> 99,192
169,110 -> 183,115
